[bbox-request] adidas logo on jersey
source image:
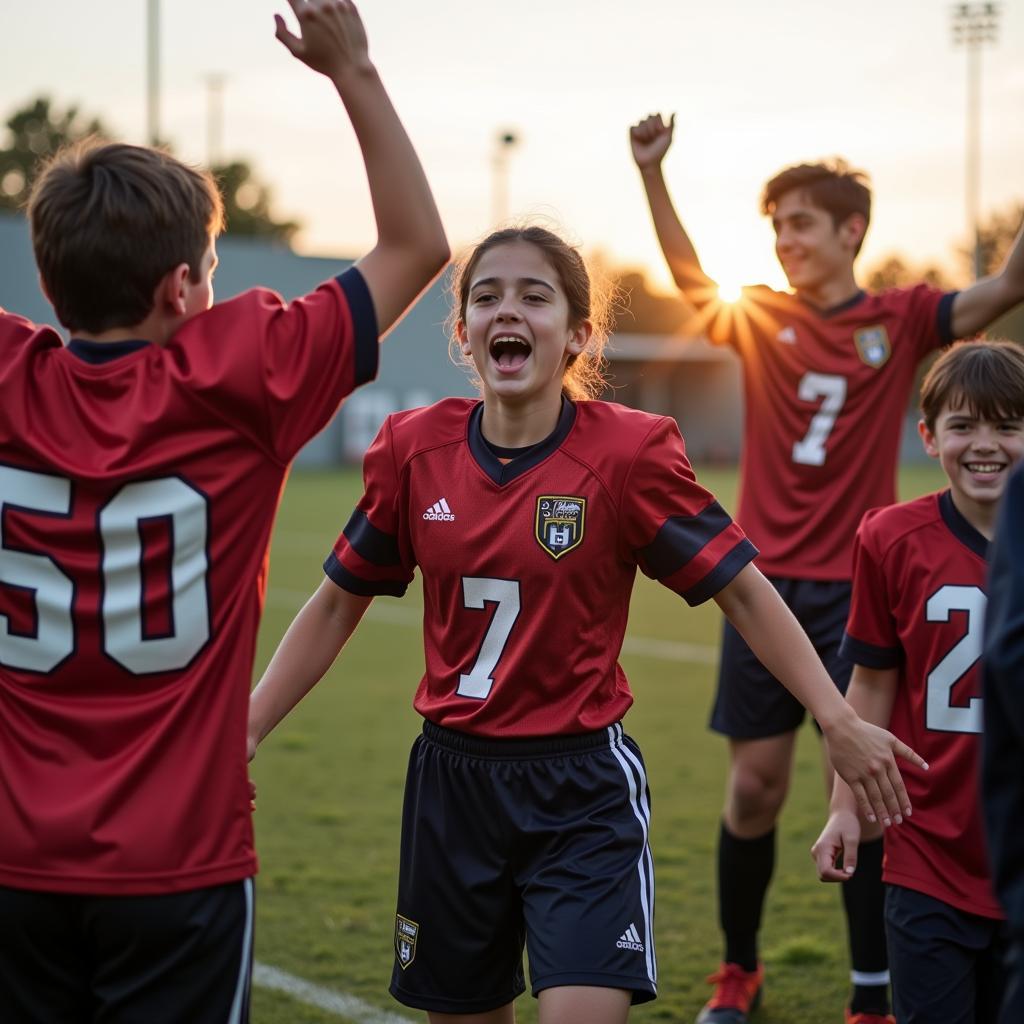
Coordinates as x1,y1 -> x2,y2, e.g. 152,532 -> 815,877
616,923 -> 644,952
423,498 -> 455,522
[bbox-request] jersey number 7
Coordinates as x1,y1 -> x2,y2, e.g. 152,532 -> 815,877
456,576 -> 521,700
792,372 -> 848,467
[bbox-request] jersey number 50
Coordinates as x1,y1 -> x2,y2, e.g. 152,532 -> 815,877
0,465 -> 210,675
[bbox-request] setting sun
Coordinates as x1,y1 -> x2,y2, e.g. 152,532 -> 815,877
716,279 -> 744,304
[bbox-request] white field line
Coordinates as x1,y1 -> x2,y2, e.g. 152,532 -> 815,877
265,589 -> 719,665
253,962 -> 412,1023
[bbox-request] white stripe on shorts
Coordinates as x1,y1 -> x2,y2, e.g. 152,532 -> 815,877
227,878 -> 255,1024
606,723 -> 657,989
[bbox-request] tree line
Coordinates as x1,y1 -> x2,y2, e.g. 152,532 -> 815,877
0,97 -> 297,243
1,96 -> 1020,340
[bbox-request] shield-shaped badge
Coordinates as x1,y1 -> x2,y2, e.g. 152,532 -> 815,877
395,914 -> 418,970
854,325 -> 891,368
535,495 -> 586,560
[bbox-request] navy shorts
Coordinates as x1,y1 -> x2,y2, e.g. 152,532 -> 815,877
0,878 -> 254,1024
886,883 -> 1008,1024
389,721 -> 657,1015
710,576 -> 853,738
999,940 -> 1024,1024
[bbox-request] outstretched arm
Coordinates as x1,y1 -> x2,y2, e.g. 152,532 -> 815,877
276,0 -> 449,335
950,217 -> 1024,338
811,665 -> 899,882
248,578 -> 372,759
714,564 -> 926,826
630,113 -> 717,299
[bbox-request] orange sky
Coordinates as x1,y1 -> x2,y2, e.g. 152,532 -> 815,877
3,1 -> 1021,292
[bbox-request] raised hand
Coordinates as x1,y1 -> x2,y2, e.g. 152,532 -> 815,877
274,0 -> 371,80
630,113 -> 675,170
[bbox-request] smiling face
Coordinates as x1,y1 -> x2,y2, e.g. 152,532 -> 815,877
457,239 -> 591,410
771,189 -> 864,293
920,398 -> 1024,515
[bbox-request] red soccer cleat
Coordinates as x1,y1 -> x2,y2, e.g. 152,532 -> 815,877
845,1012 -> 895,1024
696,962 -> 764,1023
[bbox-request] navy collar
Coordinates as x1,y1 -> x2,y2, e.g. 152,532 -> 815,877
797,289 -> 866,319
468,397 -> 577,485
67,338 -> 152,364
939,489 -> 989,560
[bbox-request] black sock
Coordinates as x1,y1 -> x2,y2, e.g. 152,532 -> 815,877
841,836 -> 890,1014
718,821 -> 775,972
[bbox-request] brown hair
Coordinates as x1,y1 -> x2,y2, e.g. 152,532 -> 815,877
761,159 -> 872,255
450,225 -> 612,401
27,139 -> 224,333
920,340 -> 1024,430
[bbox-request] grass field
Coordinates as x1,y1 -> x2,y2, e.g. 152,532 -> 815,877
249,462 -> 947,1024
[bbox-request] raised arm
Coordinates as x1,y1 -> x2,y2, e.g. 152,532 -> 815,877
811,665 -> 899,882
630,113 -> 717,299
714,564 -> 925,825
276,0 -> 449,335
248,578 -> 372,760
950,217 -> 1024,338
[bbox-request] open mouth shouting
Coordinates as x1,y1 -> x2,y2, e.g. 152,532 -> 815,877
490,334 -> 532,374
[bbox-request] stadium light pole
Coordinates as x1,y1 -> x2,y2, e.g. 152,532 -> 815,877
492,130 -> 519,227
952,2 -> 1000,281
146,0 -> 161,146
205,74 -> 227,167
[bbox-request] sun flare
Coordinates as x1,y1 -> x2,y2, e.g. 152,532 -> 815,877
715,279 -> 744,304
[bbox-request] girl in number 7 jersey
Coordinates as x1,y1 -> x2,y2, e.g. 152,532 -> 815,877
249,225 -> 925,1024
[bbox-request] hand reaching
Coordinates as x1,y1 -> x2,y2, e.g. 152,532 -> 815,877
823,714 -> 928,827
275,0 -> 371,80
811,809 -> 861,882
630,113 -> 675,170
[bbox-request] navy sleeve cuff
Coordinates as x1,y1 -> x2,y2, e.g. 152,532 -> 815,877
937,291 -> 958,345
324,551 -> 407,598
679,538 -> 759,607
343,509 -> 401,567
337,266 -> 379,387
639,501 -> 736,580
840,631 -> 902,669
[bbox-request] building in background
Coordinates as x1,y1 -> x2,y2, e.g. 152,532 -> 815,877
1,215 -> 935,465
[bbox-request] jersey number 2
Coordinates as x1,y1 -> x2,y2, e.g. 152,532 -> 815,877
792,372 -> 847,466
925,584 -> 985,734
456,576 -> 521,700
0,465 -> 210,675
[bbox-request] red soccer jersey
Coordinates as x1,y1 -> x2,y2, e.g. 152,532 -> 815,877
326,398 -> 757,737
841,491 -> 1001,918
0,269 -> 377,895
709,285 -> 954,580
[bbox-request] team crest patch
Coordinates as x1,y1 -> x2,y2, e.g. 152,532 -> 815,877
535,495 -> 586,559
395,914 -> 418,969
854,325 -> 891,368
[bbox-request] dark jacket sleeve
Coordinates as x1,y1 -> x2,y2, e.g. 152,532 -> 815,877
983,464 -> 1024,936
